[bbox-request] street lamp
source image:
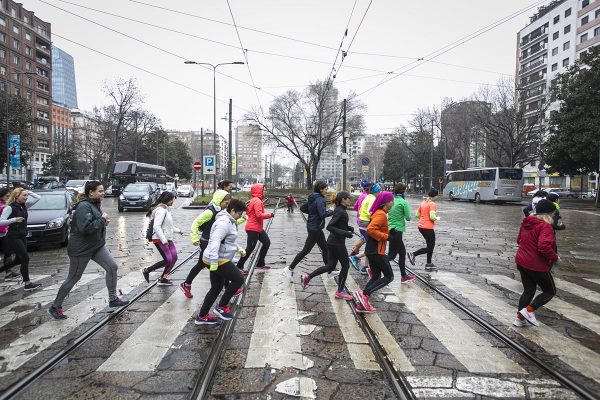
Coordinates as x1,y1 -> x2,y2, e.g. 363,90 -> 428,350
184,60 -> 244,193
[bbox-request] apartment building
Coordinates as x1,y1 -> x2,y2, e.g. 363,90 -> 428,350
0,0 -> 52,181
167,129 -> 228,178
517,0 -> 599,189
236,124 -> 262,182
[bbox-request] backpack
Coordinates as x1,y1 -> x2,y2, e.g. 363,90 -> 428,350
146,217 -> 154,242
198,205 -> 219,240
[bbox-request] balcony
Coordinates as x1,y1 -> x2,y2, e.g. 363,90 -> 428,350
519,58 -> 547,74
519,45 -> 547,62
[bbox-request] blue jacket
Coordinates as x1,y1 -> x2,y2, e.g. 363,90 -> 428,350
301,192 -> 333,231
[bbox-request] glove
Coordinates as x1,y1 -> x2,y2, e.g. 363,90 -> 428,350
436,216 -> 441,222
210,263 -> 219,271
345,231 -> 353,238
270,213 -> 275,218
237,248 -> 247,257
347,226 -> 354,232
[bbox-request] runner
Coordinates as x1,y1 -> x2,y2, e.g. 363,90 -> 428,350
180,189 -> 232,298
523,190 -> 547,217
351,182 -> 382,276
349,180 -> 371,270
140,192 -> 183,285
354,191 -> 395,313
285,193 -> 295,213
388,183 -> 415,282
284,181 -> 333,282
0,188 -> 19,279
48,181 -> 129,319
194,199 -> 247,325
407,188 -> 440,271
0,187 -> 41,290
300,191 -> 354,299
513,199 -> 559,327
236,184 -> 274,272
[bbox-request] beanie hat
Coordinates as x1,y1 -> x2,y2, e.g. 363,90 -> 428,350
428,188 -> 439,198
370,183 -> 382,194
546,192 -> 559,202
360,179 -> 372,189
370,191 -> 394,215
534,199 -> 556,215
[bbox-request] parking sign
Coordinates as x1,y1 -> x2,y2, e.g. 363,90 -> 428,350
203,155 -> 216,175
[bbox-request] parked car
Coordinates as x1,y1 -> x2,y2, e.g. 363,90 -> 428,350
549,188 -> 577,198
165,182 -> 178,198
26,190 -> 74,248
581,189 -> 597,199
104,185 -> 116,197
177,185 -> 194,198
526,187 -> 562,197
32,181 -> 66,190
118,183 -> 158,212
65,179 -> 90,194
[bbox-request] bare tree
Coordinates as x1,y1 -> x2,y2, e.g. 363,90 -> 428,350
246,81 -> 365,187
121,110 -> 160,162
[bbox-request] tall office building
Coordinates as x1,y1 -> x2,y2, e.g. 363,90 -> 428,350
517,0 -> 599,188
236,124 -> 262,183
51,45 -> 77,109
0,0 -> 52,180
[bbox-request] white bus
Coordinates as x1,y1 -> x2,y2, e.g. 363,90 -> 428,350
443,167 -> 523,203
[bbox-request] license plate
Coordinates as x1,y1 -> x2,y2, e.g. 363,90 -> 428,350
506,193 -> 513,196
26,231 -> 32,238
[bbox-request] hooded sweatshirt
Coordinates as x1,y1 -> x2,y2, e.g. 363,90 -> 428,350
388,193 -> 411,233
365,209 -> 389,256
202,209 -> 243,268
190,189 -> 229,244
246,184 -> 273,232
304,192 -> 334,231
151,204 -> 181,244
353,190 -> 368,224
515,215 -> 558,272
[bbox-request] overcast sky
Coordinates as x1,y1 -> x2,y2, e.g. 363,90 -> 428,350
28,0 -> 544,137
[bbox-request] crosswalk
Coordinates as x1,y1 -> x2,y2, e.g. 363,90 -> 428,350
0,275 -> 49,293
0,266 -> 599,394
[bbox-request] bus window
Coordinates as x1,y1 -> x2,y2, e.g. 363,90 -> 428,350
480,169 -> 495,181
499,169 -> 523,180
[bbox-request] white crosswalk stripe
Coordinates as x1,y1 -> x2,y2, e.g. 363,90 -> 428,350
554,278 -> 600,305
97,273 -> 210,371
585,278 -> 600,286
388,279 -> 525,373
484,274 -> 600,335
0,273 -> 101,330
0,272 -> 143,377
437,271 -> 600,384
0,275 -> 49,293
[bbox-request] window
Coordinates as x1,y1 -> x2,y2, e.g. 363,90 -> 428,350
553,31 -> 559,40
24,16 -> 29,24
581,33 -> 588,42
582,0 -> 589,7
595,26 -> 600,36
14,87 -> 19,96
552,47 -> 558,55
25,61 -> 31,71
0,15 -> 5,26
554,15 -> 560,24
36,96 -> 49,106
0,33 -> 5,43
37,81 -> 48,91
37,110 -> 49,119
13,39 -> 19,50
25,31 -> 31,41
564,24 -> 571,34
582,15 -> 589,25
11,8 -> 16,17
37,139 -> 49,148
26,76 -> 31,85
563,57 -> 569,67
26,91 -> 32,100
0,66 -> 6,76
12,54 -> 19,65
0,49 -> 5,59
563,41 -> 570,50
12,24 -> 19,34
565,8 -> 571,17
551,63 -> 558,71
25,46 -> 32,56
596,9 -> 600,18
36,67 -> 48,77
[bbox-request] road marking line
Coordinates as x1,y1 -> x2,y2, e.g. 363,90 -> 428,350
321,275 -> 380,371
0,272 -> 143,376
245,269 -> 313,370
0,274 -> 100,330
570,210 -> 600,216
344,275 -> 415,372
585,279 -> 600,286
553,278 -> 600,305
389,279 -> 525,374
97,273 -> 210,371
0,275 -> 49,292
484,274 -> 600,335
437,272 -> 600,384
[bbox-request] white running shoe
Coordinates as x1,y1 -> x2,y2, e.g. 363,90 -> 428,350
512,318 -> 528,327
283,267 -> 294,283
519,308 -> 539,326
329,270 -> 341,278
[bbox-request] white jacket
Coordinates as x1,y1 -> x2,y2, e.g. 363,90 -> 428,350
202,210 -> 243,266
152,204 -> 181,244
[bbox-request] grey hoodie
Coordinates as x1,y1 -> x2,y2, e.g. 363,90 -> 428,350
202,209 -> 242,267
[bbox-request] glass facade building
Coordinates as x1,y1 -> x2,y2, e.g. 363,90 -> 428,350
51,45 -> 77,109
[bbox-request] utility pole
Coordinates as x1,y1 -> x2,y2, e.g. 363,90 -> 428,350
228,99 -> 233,181
430,119 -> 434,189
342,99 -> 347,191
200,128 -> 205,196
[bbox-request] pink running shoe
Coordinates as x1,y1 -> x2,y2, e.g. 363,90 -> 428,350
400,275 -> 416,283
301,274 -> 310,290
234,287 -> 243,296
335,290 -> 352,300
179,283 -> 193,299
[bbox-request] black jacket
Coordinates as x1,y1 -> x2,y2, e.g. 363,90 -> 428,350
326,205 -> 353,245
6,204 -> 27,239
301,192 -> 334,232
67,199 -> 106,257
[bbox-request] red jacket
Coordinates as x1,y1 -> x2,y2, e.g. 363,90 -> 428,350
515,216 -> 558,272
245,184 -> 273,232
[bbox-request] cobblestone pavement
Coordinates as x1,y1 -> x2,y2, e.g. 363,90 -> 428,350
0,196 -> 598,399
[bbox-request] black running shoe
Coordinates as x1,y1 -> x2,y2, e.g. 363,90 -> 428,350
140,268 -> 150,283
407,252 -> 415,266
48,305 -> 67,320
24,283 -> 42,291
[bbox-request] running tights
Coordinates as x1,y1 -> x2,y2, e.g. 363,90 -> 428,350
146,240 -> 178,277
198,261 -> 243,316
1,236 -> 30,281
307,244 -> 350,292
517,265 -> 556,311
413,228 -> 435,264
388,229 -> 407,277
289,230 -> 328,270
185,241 -> 208,285
364,254 -> 394,296
237,230 -> 270,270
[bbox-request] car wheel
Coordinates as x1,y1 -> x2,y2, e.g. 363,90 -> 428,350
449,191 -> 456,201
474,193 -> 481,204
118,206 -> 124,212
61,225 -> 70,247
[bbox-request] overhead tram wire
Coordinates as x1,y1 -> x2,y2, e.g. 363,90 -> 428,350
357,0 -> 545,97
38,0 -> 276,99
50,32 -> 251,113
226,0 -> 266,115
333,0 -> 374,80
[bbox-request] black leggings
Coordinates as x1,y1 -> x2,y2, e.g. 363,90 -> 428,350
413,228 -> 435,264
289,230 -> 328,270
185,241 -> 209,285
364,254 -> 394,296
198,261 -> 244,316
1,236 -> 30,281
307,244 -> 350,292
237,230 -> 270,270
388,229 -> 407,277
517,265 -> 556,311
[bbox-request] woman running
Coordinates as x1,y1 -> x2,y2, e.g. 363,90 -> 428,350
194,199 -> 247,325
180,189 -> 232,298
48,181 -> 129,320
0,188 -> 19,279
408,188 -> 440,271
0,187 -> 41,290
354,191 -> 395,313
388,183 -> 415,282
300,191 -> 354,299
513,199 -> 559,327
236,184 -> 273,273
284,181 -> 333,282
140,191 -> 183,285
349,180 -> 371,270
351,182 -> 382,275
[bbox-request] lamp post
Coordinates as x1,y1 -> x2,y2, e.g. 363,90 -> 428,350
184,60 -> 244,193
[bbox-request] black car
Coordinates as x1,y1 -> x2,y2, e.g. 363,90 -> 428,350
26,190 -> 74,248
118,183 -> 158,212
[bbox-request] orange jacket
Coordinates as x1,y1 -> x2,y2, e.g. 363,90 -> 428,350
365,209 -> 389,255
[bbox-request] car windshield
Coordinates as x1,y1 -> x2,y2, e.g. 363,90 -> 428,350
179,185 -> 191,190
125,184 -> 150,192
29,195 -> 66,210
66,180 -> 86,186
